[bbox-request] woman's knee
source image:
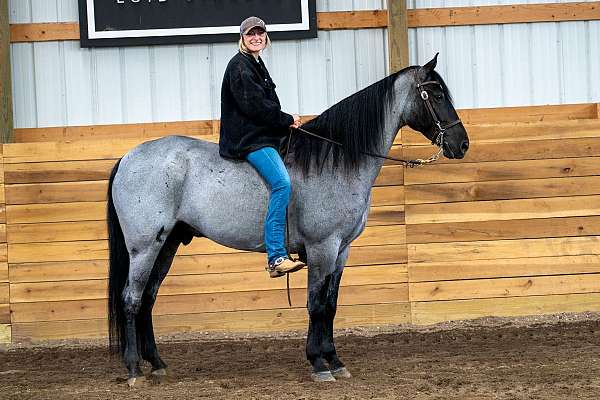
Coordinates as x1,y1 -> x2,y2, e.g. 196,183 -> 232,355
273,174 -> 291,195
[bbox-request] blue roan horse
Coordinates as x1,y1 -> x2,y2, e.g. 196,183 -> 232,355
107,54 -> 469,385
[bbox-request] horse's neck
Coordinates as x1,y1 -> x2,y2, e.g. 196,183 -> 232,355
360,74 -> 411,186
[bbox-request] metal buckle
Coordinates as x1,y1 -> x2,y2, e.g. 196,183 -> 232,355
420,90 -> 429,100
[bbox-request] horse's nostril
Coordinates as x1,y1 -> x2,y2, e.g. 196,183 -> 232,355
461,140 -> 469,152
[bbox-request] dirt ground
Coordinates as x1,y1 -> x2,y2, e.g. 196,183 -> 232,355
1,313 -> 600,400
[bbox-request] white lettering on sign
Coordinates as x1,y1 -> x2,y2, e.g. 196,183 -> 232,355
116,0 -> 168,4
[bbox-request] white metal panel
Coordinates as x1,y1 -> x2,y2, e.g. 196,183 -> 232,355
210,42 -> 240,120
151,45 -> 183,122
63,41 -> 93,125
559,21 -> 589,104
93,48 -> 124,124
298,36 -> 329,115
181,44 -> 213,121
590,21 -> 600,102
8,0 -> 31,23
267,40 -> 301,114
121,47 -> 152,123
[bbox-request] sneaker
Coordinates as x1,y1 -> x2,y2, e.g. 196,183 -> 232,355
266,257 -> 306,278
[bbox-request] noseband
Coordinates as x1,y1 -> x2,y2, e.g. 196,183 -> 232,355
416,80 -> 463,148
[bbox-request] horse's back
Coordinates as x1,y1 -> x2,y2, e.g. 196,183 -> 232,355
113,135 -> 271,251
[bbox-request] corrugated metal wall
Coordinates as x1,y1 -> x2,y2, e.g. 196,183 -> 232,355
409,0 -> 600,109
8,0 -> 388,129
8,0 -> 600,129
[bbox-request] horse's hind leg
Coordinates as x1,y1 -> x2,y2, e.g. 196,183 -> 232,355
138,232 -> 180,377
122,242 -> 164,386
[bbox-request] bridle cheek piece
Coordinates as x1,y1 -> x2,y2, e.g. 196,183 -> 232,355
416,80 -> 463,149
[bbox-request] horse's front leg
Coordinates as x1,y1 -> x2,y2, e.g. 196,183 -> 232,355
305,242 -> 339,382
322,246 -> 352,379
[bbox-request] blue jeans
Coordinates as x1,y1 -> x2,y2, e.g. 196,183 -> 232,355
246,146 -> 291,264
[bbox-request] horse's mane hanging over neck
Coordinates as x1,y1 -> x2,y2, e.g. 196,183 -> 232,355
289,67 -> 416,174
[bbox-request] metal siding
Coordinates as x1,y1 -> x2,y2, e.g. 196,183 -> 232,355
8,0 -> 600,128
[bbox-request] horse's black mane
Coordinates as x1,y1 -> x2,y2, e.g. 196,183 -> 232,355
287,66 -> 452,174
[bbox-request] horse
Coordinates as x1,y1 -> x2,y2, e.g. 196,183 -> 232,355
106,53 -> 469,386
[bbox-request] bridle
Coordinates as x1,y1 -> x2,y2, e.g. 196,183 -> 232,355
416,80 -> 463,150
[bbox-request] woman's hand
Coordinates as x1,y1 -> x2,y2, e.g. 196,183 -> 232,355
290,114 -> 302,129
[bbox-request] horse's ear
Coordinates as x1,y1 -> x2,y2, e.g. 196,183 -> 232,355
418,53 -> 438,78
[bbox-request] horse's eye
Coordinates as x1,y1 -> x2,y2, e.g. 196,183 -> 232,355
435,93 -> 444,100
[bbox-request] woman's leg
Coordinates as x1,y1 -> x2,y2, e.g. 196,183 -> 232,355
246,146 -> 292,264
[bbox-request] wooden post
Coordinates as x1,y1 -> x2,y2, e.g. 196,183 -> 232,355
387,0 -> 409,73
0,0 -> 13,143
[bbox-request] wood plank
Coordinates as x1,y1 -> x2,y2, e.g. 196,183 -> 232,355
8,244 -> 407,283
404,157 -> 600,185
407,216 -> 600,244
0,282 -> 8,303
10,283 -> 409,323
409,255 -> 600,282
6,180 -> 107,205
12,303 -> 411,342
2,138 -> 164,163
10,22 -> 79,43
371,185 -> 404,206
0,223 -> 6,243
4,159 -> 115,184
0,324 -> 9,344
405,176 -> 600,204
412,292 -> 600,325
9,241 -> 107,264
409,236 -> 600,263
318,10 -> 388,30
408,2 -> 600,27
14,120 -> 214,142
388,0 -> 409,73
456,103 -> 600,125
352,225 -> 405,247
0,262 -> 7,282
6,201 -> 105,223
10,264 -> 407,303
402,137 -> 600,164
0,303 -> 8,324
410,273 -> 600,302
8,220 -> 107,243
403,119 -> 600,145
405,195 -> 600,224
367,205 -> 405,226
0,0 -> 12,144
374,165 -> 404,186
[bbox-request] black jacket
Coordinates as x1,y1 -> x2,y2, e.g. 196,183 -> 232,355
219,52 -> 294,160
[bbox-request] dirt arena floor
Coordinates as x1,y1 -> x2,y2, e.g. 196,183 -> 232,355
1,313 -> 600,400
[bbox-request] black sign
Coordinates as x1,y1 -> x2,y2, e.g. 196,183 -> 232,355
78,0 -> 317,48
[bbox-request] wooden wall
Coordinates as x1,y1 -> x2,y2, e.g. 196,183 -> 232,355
2,102 -> 600,343
403,103 -> 600,324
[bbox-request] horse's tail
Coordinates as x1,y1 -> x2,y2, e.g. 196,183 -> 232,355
107,158 -> 128,357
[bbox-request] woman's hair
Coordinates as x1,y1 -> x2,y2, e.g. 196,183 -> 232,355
239,33 -> 271,55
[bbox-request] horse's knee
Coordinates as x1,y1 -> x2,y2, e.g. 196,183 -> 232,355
123,289 -> 143,315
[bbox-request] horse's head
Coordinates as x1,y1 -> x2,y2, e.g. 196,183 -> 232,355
404,54 -> 469,159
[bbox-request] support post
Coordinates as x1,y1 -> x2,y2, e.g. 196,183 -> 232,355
387,0 -> 409,73
0,0 -> 13,143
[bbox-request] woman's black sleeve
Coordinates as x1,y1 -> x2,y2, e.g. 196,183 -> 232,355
230,68 -> 294,131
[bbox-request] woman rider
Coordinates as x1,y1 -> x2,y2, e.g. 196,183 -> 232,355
219,16 -> 306,278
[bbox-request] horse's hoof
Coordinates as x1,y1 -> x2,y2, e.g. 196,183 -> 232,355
331,367 -> 352,379
151,368 -> 168,376
127,376 -> 146,388
311,371 -> 336,382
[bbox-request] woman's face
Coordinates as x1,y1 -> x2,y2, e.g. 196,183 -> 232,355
243,28 -> 267,54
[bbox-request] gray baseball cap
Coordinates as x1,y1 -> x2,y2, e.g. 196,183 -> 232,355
240,16 -> 267,35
